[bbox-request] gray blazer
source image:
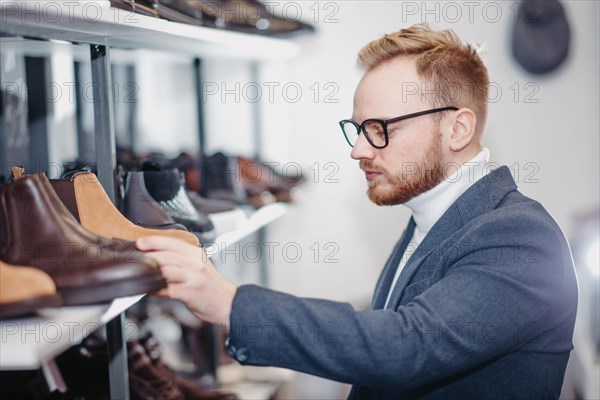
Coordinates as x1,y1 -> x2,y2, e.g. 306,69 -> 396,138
226,166 -> 578,399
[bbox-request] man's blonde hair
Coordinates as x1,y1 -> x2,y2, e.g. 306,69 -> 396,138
358,24 -> 489,135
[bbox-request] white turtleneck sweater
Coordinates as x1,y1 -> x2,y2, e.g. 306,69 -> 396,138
383,148 -> 491,308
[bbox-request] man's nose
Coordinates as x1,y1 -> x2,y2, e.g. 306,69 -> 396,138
351,132 -> 375,160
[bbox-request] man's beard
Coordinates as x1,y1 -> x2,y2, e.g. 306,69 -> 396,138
361,133 -> 445,206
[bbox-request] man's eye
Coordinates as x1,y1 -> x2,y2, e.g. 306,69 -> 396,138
371,128 -> 385,138
387,127 -> 397,135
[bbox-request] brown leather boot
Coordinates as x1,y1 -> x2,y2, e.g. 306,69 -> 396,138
50,172 -> 200,246
0,173 -> 166,306
238,156 -> 301,203
139,332 -> 238,400
129,341 -> 185,400
0,261 -> 61,318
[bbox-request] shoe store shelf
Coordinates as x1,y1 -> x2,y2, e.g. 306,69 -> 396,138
209,203 -> 289,256
0,293 -> 145,370
0,0 -> 299,61
0,204 -> 287,371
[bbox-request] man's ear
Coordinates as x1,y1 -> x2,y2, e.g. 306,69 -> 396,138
448,108 -> 477,152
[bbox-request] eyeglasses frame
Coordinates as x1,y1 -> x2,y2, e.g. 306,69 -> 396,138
339,106 -> 460,149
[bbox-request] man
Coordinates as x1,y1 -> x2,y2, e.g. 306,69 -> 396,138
137,24 -> 578,398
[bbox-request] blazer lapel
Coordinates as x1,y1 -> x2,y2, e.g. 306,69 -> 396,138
384,204 -> 465,310
371,218 -> 415,310
384,166 -> 519,310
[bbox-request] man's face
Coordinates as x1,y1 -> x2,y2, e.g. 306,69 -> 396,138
350,57 -> 446,205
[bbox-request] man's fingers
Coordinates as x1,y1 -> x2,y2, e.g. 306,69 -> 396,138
160,265 -> 188,283
151,282 -> 186,300
152,287 -> 169,298
136,235 -> 198,254
143,250 -> 200,269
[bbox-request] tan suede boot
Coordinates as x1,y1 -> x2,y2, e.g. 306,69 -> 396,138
0,261 -> 62,318
51,172 -> 200,246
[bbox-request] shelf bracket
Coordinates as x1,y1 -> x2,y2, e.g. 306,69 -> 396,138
105,313 -> 130,400
41,359 -> 68,394
250,62 -> 270,287
194,58 -> 208,198
89,43 -> 129,400
90,44 -> 117,201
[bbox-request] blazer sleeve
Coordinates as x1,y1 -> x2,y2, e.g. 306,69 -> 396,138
226,213 -> 577,390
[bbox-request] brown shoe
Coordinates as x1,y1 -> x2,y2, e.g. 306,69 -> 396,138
0,261 -> 61,318
0,172 -> 166,305
204,0 -> 315,37
133,0 -> 160,17
158,0 -> 315,37
109,0 -> 159,18
140,332 -> 238,400
51,172 -> 200,247
129,341 -> 185,400
238,157 -> 299,204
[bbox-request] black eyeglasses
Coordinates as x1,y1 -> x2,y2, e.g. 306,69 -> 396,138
339,106 -> 459,149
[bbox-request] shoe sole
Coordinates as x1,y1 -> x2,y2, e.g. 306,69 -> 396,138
60,272 -> 167,306
0,294 -> 62,319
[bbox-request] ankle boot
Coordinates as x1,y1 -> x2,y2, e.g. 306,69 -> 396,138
128,341 -> 185,400
204,152 -> 273,208
140,332 -> 238,400
124,167 -> 216,246
0,261 -> 62,318
12,168 -> 143,253
0,173 -> 166,305
237,156 -> 304,203
50,172 -> 200,247
171,153 -> 237,214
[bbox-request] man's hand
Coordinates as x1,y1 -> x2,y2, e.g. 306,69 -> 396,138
136,236 -> 237,328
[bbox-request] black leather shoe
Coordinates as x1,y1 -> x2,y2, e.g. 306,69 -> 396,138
202,152 -> 251,206
187,191 -> 237,214
171,153 -> 237,214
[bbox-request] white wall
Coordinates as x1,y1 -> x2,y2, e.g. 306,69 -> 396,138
133,51 -> 200,157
